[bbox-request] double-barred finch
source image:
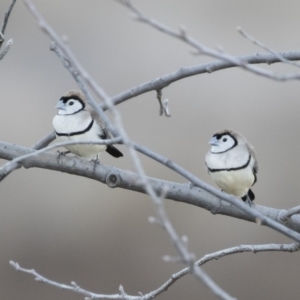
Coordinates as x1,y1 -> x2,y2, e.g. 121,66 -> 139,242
205,129 -> 258,204
52,90 -> 123,160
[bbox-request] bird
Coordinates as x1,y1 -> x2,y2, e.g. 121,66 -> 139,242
52,90 -> 123,160
205,129 -> 258,204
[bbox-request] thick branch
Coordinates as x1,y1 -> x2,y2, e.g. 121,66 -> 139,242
1,140 -> 300,234
0,132 -> 56,181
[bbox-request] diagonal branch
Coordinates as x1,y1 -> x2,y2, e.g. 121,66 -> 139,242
116,0 -> 300,82
108,51 -> 300,109
1,0 -> 16,35
23,0 -> 119,139
1,140 -> 300,236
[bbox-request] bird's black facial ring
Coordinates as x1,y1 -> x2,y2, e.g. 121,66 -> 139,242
60,95 -> 85,110
211,132 -> 237,154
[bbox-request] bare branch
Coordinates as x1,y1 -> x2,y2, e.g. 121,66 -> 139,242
237,27 -> 300,68
0,137 -> 122,175
156,90 -> 171,117
0,38 -> 12,60
156,89 -> 163,116
0,132 -> 56,182
106,51 -> 300,108
116,0 -> 300,82
132,142 -> 300,241
10,261 -> 129,300
1,0 -> 16,35
10,243 -> 299,300
197,242 -> 300,265
1,140 -> 300,236
280,205 -> 300,223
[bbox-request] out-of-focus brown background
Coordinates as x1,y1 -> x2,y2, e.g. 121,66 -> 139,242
0,0 -> 300,299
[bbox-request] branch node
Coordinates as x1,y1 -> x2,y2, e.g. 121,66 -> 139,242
179,24 -> 187,38
206,64 -> 213,73
106,169 -> 121,188
181,235 -> 189,246
156,89 -> 163,116
119,285 -> 128,299
148,216 -> 162,226
255,217 -> 262,225
0,38 -> 12,60
162,255 -> 180,263
162,98 -> 171,117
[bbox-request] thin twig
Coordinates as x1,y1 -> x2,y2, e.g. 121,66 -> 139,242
156,89 -> 163,116
1,0 -> 16,35
116,0 -> 300,82
10,243 -> 299,300
237,27 -> 300,68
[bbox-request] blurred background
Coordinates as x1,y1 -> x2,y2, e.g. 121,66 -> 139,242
0,0 -> 299,299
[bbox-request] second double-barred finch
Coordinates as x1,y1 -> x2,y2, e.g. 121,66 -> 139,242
52,90 -> 123,160
205,129 -> 258,204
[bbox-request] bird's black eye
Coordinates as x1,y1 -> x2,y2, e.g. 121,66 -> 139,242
223,138 -> 227,142
69,101 -> 74,106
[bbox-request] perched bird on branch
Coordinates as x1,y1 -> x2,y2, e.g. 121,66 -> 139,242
205,129 -> 257,205
52,90 -> 123,160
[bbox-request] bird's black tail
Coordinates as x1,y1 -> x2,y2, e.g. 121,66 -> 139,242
241,189 -> 255,202
106,145 -> 123,158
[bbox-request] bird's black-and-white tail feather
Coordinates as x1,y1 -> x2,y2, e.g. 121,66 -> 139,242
106,145 -> 123,158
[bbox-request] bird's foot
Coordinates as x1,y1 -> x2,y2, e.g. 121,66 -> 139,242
91,155 -> 100,173
184,182 -> 194,188
56,150 -> 70,159
242,195 -> 254,207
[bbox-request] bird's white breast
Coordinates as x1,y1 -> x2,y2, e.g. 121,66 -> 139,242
205,146 -> 249,170
209,166 -> 255,197
205,146 -> 255,197
53,111 -> 92,134
52,112 -> 107,160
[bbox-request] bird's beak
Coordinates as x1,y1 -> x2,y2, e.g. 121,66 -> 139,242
55,101 -> 66,110
209,136 -> 219,146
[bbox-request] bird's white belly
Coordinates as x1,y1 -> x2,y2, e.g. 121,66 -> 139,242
55,128 -> 107,160
53,114 -> 107,160
209,168 -> 254,197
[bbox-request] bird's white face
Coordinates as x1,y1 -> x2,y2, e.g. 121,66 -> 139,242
209,133 -> 237,154
55,97 -> 84,115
